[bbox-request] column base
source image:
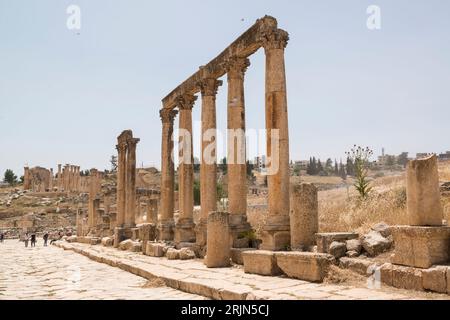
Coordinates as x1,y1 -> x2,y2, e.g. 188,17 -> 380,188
195,219 -> 207,247
229,213 -> 252,248
260,215 -> 291,251
391,225 -> 450,268
174,218 -> 196,243
157,219 -> 174,241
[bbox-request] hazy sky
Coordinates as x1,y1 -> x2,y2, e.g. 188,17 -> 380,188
1,0 -> 449,176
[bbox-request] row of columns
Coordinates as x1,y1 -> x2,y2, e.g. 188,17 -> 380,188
158,29 -> 290,250
57,164 -> 82,192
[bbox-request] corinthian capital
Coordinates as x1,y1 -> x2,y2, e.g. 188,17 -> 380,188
224,57 -> 250,79
260,29 -> 289,51
197,78 -> 223,97
177,94 -> 198,111
160,108 -> 178,124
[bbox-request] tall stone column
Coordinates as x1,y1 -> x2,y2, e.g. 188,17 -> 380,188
49,168 -> 53,190
116,142 -> 127,227
158,109 -> 178,240
175,94 -> 197,243
290,183 -> 318,249
147,198 -> 158,225
125,137 -> 139,228
260,29 -> 291,251
64,164 -> 70,191
23,167 -> 31,190
225,57 -> 252,246
88,168 -> 99,232
57,164 -> 62,191
196,78 -> 222,246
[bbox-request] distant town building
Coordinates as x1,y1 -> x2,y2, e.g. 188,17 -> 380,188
438,151 -> 450,161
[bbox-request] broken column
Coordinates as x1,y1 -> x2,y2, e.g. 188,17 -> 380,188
391,155 -> 450,268
290,183 -> 318,250
88,168 -> 101,235
205,212 -> 231,268
260,28 -> 291,251
147,198 -> 158,224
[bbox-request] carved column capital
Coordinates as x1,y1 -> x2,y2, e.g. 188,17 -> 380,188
260,29 -> 289,51
197,78 -> 223,97
126,137 -> 140,149
176,94 -> 197,111
224,57 -> 250,79
160,108 -> 178,124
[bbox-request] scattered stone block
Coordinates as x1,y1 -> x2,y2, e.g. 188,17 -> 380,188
371,222 -> 392,238
392,265 -> 424,291
242,250 -> 282,276
339,257 -> 380,276
361,230 -> 392,257
275,252 -> 332,282
328,241 -> 347,259
166,248 -> 180,260
290,183 -> 318,248
179,248 -> 196,260
391,226 -> 450,268
175,242 -> 195,250
101,237 -> 113,247
129,242 -> 142,252
233,237 -> 250,249
119,239 -> 134,251
422,266 -> 447,294
315,233 -> 358,253
206,212 -> 231,268
346,239 -> 362,254
145,242 -> 167,257
66,235 -> 78,243
346,250 -> 359,258
89,237 -> 101,245
230,248 -> 256,265
380,263 -> 394,287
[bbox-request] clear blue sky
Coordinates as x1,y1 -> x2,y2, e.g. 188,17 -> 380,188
1,0 -> 449,176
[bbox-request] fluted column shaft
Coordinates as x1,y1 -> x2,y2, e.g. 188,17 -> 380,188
125,138 -> 139,227
116,143 -> 127,226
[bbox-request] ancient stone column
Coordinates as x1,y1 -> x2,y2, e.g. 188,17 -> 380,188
158,108 -> 178,240
57,164 -> 62,191
125,137 -> 139,228
196,77 -> 222,246
23,167 -> 31,190
64,164 -> 70,191
88,169 -> 100,231
407,155 -> 443,226
205,212 -> 231,268
175,94 -> 197,243
49,168 -> 53,190
260,29 -> 291,251
225,57 -> 252,245
116,141 -> 127,227
290,183 -> 318,249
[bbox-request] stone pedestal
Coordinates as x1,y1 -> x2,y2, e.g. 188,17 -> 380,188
205,212 -> 231,268
138,223 -> 157,253
407,155 -> 443,226
228,214 -> 252,248
259,215 -> 291,251
195,220 -> 207,247
158,220 -> 174,241
290,183 -> 318,249
113,227 -> 133,248
391,226 -> 450,269
174,218 -> 196,243
275,252 -> 332,282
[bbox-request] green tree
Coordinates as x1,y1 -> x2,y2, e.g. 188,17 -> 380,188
3,169 -> 18,186
334,160 -> 339,176
110,155 -> 118,172
317,159 -> 324,175
346,157 -> 355,176
220,157 -> 227,175
397,152 -> 409,167
346,145 -> 373,199
193,180 -> 201,205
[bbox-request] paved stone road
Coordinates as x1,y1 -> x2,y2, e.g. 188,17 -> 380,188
0,240 -> 205,300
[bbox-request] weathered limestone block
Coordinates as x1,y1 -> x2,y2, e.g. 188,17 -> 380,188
101,237 -> 113,247
422,266 -> 447,294
315,232 -> 358,253
361,230 -> 392,257
391,226 -> 450,268
242,250 -> 282,276
328,241 -> 347,259
138,223 -> 156,254
166,248 -> 180,260
66,236 -> 78,243
275,252 -> 332,282
289,183 -> 318,249
380,263 -> 394,287
119,239 -> 134,251
406,155 -> 443,226
339,257 -> 381,276
346,239 -> 362,254
371,222 -> 392,238
89,237 -> 101,245
145,242 -> 167,257
346,250 -> 359,258
179,248 -> 196,260
205,212 -> 231,268
447,268 -> 450,294
175,242 -> 195,250
392,265 -> 424,291
130,242 -> 142,252
230,248 -> 256,265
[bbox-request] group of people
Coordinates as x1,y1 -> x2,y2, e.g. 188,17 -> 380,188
21,232 -> 50,247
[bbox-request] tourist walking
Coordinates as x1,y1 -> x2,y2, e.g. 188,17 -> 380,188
43,232 -> 49,246
24,233 -> 29,248
30,233 -> 36,247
